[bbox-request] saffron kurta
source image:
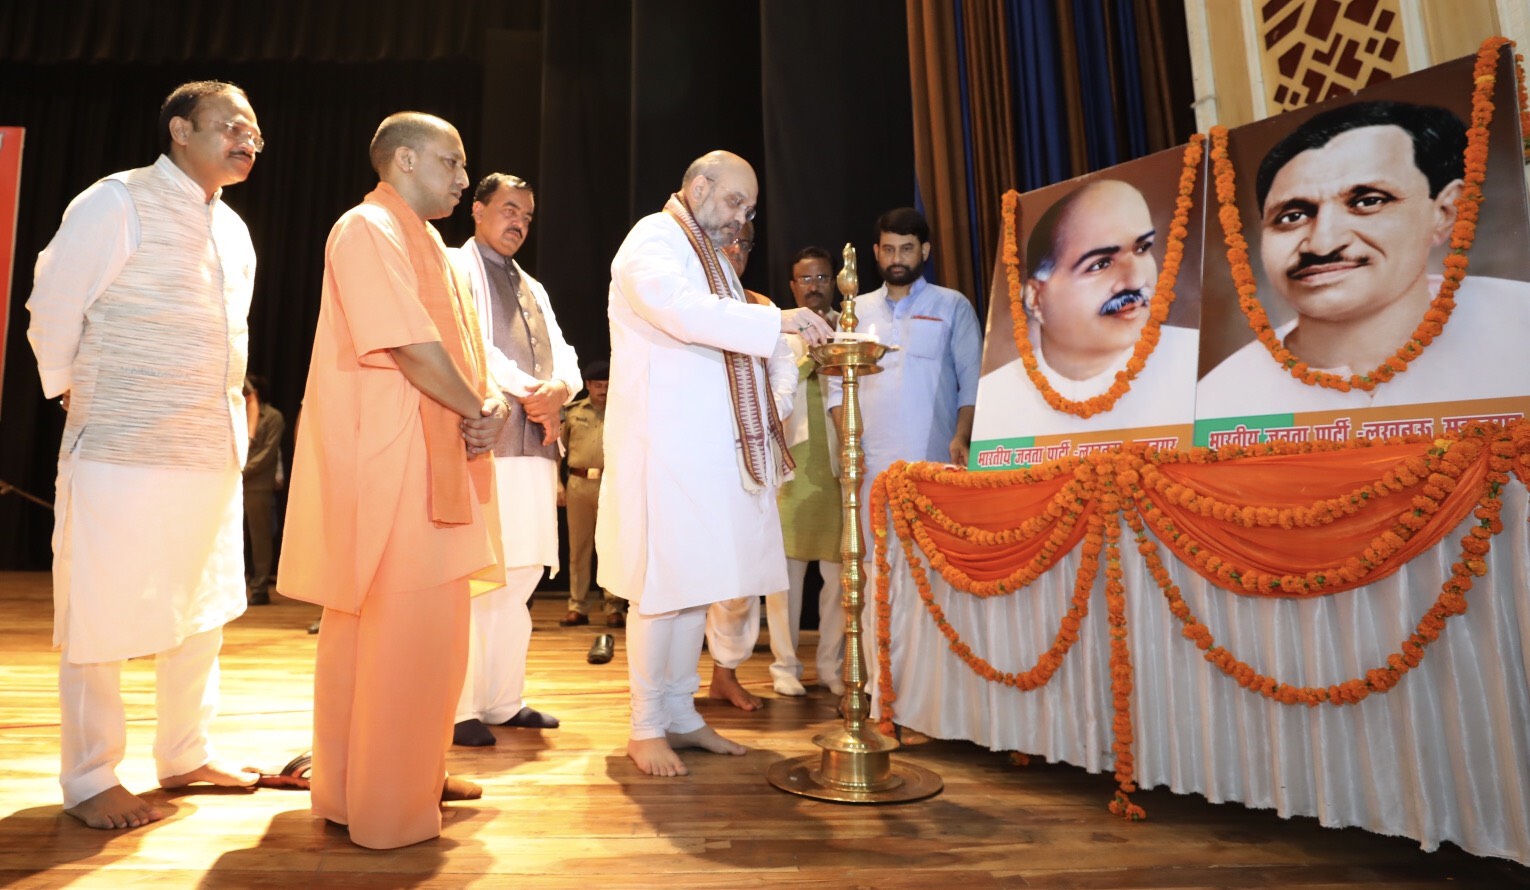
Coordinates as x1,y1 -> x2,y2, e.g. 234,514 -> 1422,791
596,211 -> 794,614
278,185 -> 500,850
278,202 -> 499,613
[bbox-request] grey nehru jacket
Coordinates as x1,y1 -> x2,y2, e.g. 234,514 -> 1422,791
476,240 -> 559,460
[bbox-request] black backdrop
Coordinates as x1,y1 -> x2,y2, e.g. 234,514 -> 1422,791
0,0 -> 915,570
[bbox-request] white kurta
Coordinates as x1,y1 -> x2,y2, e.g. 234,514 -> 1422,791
452,240 -> 581,571
28,156 -> 253,663
597,211 -> 794,615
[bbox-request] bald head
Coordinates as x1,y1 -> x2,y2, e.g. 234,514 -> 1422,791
1021,179 -> 1158,381
1027,180 -> 1151,282
370,112 -> 455,176
680,150 -> 758,248
679,150 -> 754,194
368,111 -> 469,221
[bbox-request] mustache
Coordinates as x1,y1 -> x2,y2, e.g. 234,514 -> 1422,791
1288,250 -> 1368,277
1098,288 -> 1149,317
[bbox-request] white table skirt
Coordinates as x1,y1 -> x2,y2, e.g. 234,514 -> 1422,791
878,483 -> 1530,862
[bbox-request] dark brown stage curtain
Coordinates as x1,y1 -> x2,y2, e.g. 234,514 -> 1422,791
961,0 -> 1019,313
0,0 -> 541,63
1133,0 -> 1190,153
906,0 -> 978,305
905,0 -> 1194,312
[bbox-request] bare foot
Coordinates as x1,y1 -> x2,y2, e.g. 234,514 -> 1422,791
441,776 -> 482,801
666,725 -> 747,756
627,736 -> 688,777
160,761 -> 260,790
64,785 -> 164,830
708,665 -> 763,711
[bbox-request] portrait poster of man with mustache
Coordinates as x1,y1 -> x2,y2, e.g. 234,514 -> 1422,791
968,145 -> 1205,469
1194,49 -> 1530,447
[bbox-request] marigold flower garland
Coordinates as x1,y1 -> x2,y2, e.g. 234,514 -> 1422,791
879,462 -> 1093,598
1133,432 -> 1486,596
1003,134 -> 1204,418
870,421 -> 1529,822
1097,457 -> 1146,820
1125,424 -> 1513,707
871,464 -> 1101,735
1211,37 -> 1522,393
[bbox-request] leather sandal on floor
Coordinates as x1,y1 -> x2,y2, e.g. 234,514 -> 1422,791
252,751 -> 312,790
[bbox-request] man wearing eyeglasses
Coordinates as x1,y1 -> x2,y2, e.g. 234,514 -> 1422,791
448,173 -> 579,747
702,218 -> 796,712
766,246 -> 846,698
720,221 -> 772,307
27,80 -> 265,831
598,150 -> 834,777
280,112 -> 509,848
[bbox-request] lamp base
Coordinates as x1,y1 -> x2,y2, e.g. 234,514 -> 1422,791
767,752 -> 943,804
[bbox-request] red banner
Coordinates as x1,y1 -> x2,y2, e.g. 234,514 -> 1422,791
0,127 -> 24,419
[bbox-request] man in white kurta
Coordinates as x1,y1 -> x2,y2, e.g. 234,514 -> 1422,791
597,151 -> 833,776
702,221 -> 799,711
450,174 -> 580,745
26,81 -> 265,830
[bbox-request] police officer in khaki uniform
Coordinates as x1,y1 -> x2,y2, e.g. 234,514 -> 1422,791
560,360 -> 626,627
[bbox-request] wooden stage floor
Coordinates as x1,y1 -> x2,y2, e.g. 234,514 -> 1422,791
1,571 -> 1527,888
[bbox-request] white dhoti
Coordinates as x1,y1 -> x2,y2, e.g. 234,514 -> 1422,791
766,558 -> 845,691
626,605 -> 709,739
53,456 -> 245,805
457,456 -> 558,724
456,564 -> 542,724
704,596 -> 760,670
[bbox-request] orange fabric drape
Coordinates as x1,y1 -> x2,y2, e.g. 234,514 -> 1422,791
896,472 -> 1093,584
875,422 -> 1524,822
882,427 -> 1510,600
1144,443 -> 1488,596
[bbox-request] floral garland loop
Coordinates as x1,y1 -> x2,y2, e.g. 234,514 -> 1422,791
1134,433 -> 1485,596
873,421 -> 1522,821
880,461 -> 1093,599
871,464 -> 1101,735
1126,426 -> 1512,706
1003,134 -> 1204,418
1210,37 -> 1521,394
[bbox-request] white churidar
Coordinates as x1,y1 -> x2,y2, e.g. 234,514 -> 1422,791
626,605 -> 710,739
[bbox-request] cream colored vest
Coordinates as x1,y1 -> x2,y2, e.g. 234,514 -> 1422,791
61,165 -> 248,469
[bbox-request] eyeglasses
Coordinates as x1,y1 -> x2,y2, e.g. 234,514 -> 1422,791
728,238 -> 754,253
793,273 -> 830,285
704,176 -> 757,222
205,119 -> 264,152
